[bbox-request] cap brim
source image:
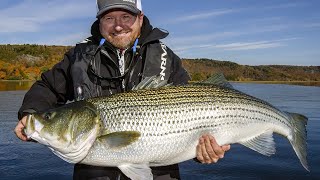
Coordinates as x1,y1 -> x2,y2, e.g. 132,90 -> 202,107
96,4 -> 140,18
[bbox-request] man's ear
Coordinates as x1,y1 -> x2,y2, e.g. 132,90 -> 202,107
139,12 -> 144,27
98,19 -> 103,33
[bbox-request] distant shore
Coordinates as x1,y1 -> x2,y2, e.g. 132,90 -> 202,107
1,45 -> 319,82
1,80 -> 319,91
190,80 -> 320,87
0,79 -> 35,82
0,80 -> 35,91
230,80 -> 320,87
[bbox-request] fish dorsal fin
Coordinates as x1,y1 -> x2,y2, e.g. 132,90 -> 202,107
118,163 -> 153,180
132,76 -> 170,90
197,73 -> 233,88
97,131 -> 141,149
239,131 -> 276,156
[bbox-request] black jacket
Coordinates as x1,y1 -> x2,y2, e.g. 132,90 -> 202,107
18,16 -> 190,179
18,16 -> 190,119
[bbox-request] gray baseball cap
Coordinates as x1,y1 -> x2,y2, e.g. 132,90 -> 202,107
96,0 -> 142,18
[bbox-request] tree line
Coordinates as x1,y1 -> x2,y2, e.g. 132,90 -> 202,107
0,44 -> 71,80
0,44 -> 319,81
182,58 -> 320,82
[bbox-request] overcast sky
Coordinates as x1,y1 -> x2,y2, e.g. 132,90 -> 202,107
0,0 -> 319,65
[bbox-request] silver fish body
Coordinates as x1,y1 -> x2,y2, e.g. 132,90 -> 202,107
83,85 -> 307,166
25,81 -> 308,179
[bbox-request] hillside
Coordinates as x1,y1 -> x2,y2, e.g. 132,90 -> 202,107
0,44 -> 319,82
182,58 -> 320,82
0,44 -> 72,80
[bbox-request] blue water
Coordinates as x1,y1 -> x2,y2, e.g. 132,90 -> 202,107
0,84 -> 319,180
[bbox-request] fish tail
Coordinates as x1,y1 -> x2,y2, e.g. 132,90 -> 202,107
286,112 -> 309,171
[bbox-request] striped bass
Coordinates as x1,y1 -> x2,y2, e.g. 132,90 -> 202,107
24,74 -> 309,180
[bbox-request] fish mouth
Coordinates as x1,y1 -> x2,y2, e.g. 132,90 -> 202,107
24,114 -> 48,145
24,114 -> 34,138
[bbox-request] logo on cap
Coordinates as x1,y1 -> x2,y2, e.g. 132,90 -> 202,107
123,0 -> 135,4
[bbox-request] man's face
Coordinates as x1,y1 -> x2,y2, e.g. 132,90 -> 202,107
99,9 -> 144,49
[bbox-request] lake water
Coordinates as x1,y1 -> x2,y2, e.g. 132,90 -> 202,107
0,83 -> 319,180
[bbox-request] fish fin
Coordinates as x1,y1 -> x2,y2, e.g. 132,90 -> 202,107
100,129 -> 110,136
196,72 -> 233,88
97,131 -> 141,149
239,131 -> 276,156
132,76 -> 170,90
285,112 -> 309,171
118,163 -> 153,180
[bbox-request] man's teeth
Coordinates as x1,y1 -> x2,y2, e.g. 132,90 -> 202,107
113,32 -> 129,36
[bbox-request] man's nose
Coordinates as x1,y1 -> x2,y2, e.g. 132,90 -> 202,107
114,18 -> 124,31
114,24 -> 124,31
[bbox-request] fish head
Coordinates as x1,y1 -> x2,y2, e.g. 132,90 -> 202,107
24,101 -> 102,163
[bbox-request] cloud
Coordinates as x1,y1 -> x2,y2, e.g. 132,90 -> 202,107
0,17 -> 39,32
0,0 -> 95,33
171,38 -> 299,53
167,31 -> 240,46
214,41 -> 284,50
163,2 -> 304,25
167,23 -> 292,49
165,9 -> 239,24
35,32 -> 90,45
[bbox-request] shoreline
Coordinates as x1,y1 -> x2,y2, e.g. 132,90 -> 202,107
230,80 -> 320,87
1,80 -> 319,92
0,80 -> 36,91
0,80 -> 36,82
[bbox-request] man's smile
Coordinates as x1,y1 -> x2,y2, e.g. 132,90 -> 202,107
112,32 -> 130,37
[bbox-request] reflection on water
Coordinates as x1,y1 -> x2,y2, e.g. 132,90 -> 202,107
0,81 -> 35,91
234,81 -> 320,87
1,80 -> 319,92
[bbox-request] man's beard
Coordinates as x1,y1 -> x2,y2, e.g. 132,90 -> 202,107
107,29 -> 140,49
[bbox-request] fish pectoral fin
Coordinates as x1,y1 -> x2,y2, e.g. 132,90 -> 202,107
118,163 -> 153,180
239,131 -> 276,156
97,131 -> 141,149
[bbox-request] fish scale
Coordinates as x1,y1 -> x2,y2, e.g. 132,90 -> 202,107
82,85 -> 295,166
25,79 -> 309,179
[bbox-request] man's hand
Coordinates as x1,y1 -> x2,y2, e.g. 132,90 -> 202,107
196,134 -> 230,164
14,116 -> 30,141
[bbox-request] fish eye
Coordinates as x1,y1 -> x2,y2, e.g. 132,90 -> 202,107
43,112 -> 55,120
44,113 -> 51,120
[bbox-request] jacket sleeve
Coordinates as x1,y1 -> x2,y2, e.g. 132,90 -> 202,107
167,48 -> 191,85
17,48 -> 75,120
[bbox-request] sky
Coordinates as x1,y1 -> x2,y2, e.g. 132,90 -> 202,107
0,0 -> 319,66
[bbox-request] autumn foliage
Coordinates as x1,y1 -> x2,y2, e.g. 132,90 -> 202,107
183,58 -> 320,82
0,45 -> 319,82
0,44 -> 71,80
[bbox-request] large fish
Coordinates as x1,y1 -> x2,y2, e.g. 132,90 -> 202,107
24,74 -> 309,180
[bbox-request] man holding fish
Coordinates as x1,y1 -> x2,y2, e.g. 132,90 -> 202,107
14,0 -> 230,179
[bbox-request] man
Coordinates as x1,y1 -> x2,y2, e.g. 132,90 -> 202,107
14,0 -> 230,179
